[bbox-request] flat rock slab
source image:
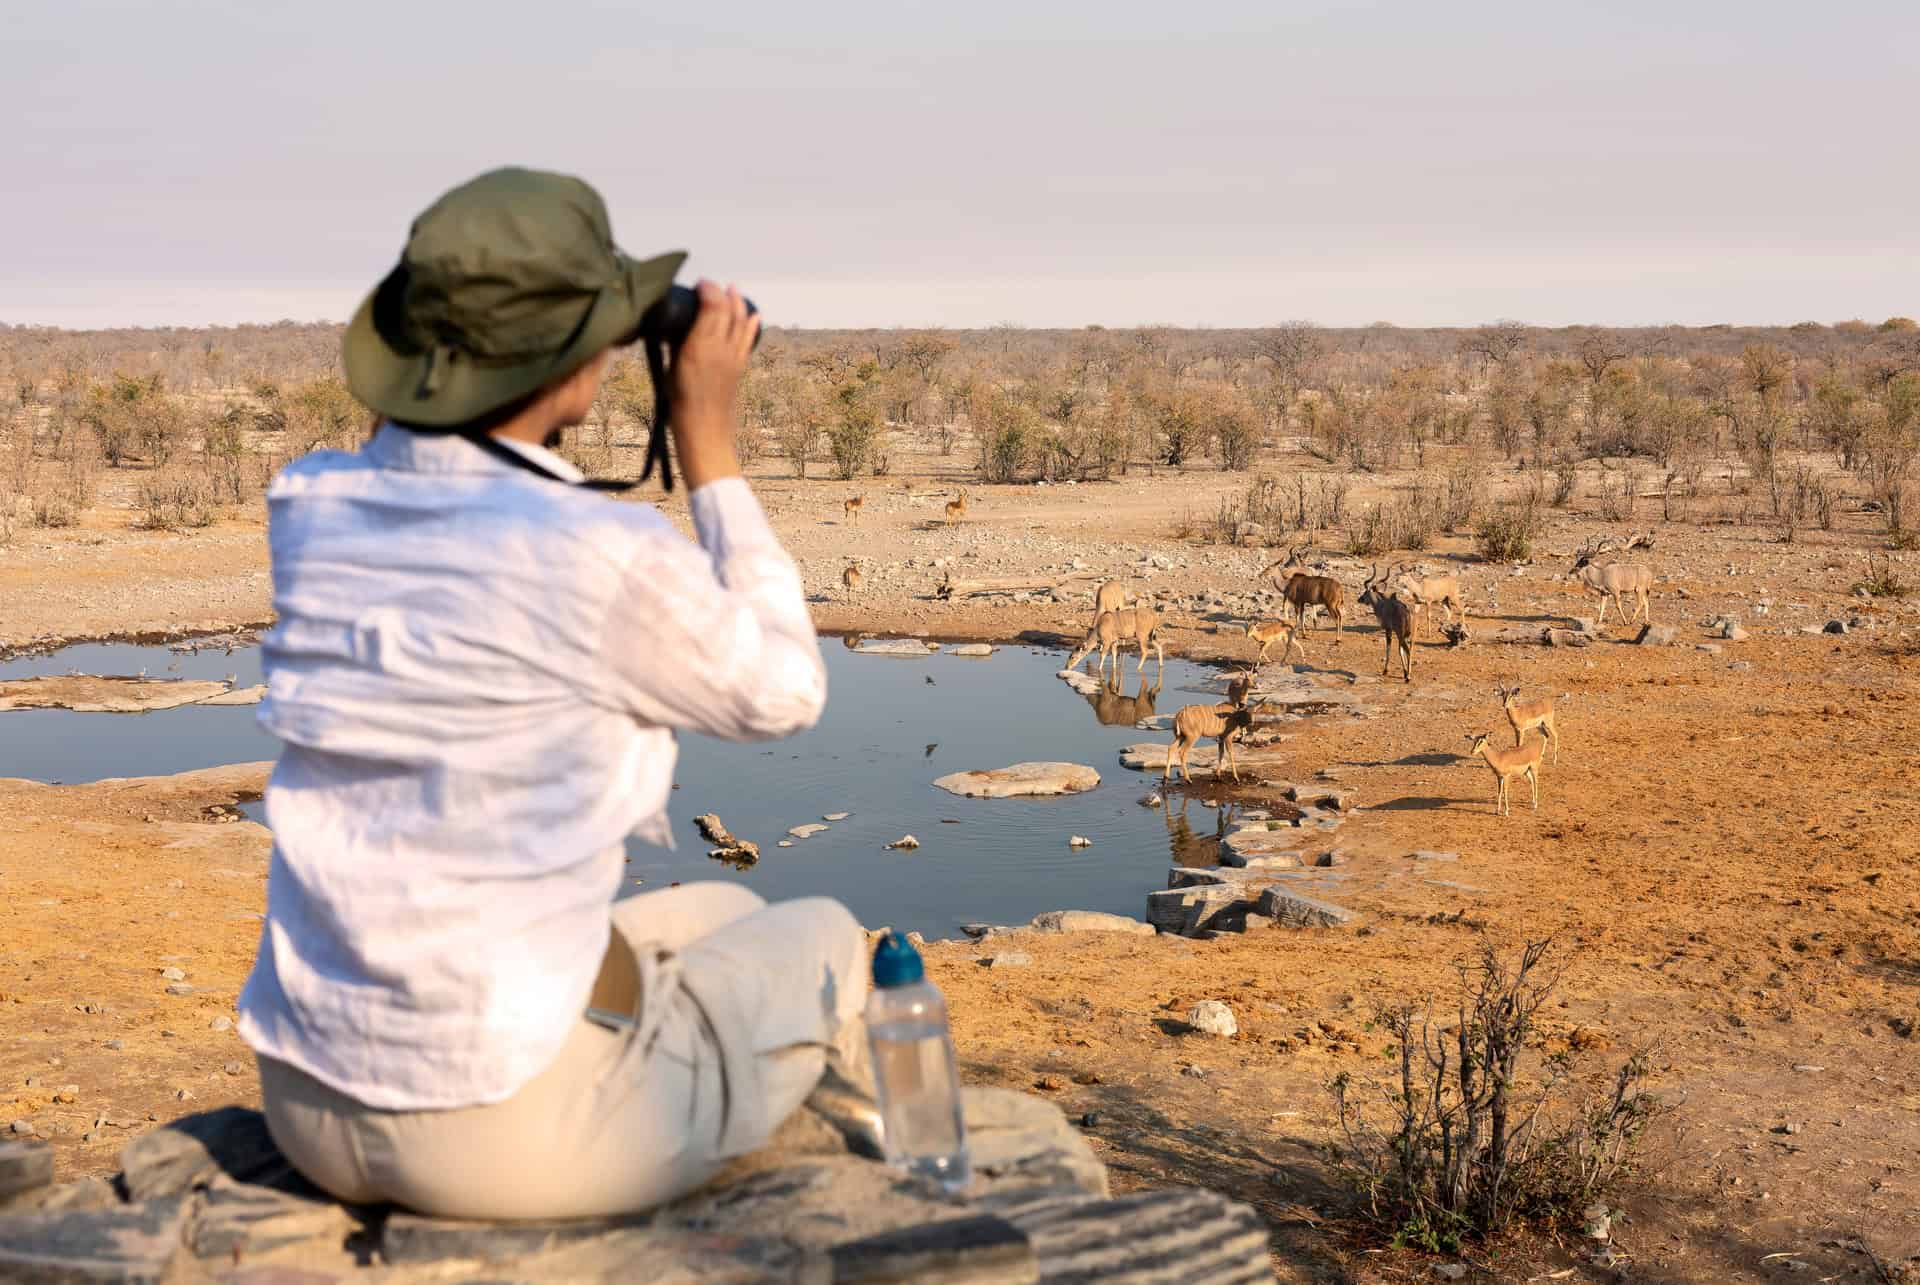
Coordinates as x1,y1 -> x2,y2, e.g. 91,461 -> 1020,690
1117,742 -> 1293,775
1028,910 -> 1155,936
934,762 -> 1100,798
853,638 -> 941,656
1219,828 -> 1306,868
0,676 -> 238,713
949,643 -> 996,657
1256,886 -> 1362,929
786,823 -> 830,839
0,1097 -> 1271,1282
1057,669 -> 1103,695
195,684 -> 267,706
0,1193 -> 191,1283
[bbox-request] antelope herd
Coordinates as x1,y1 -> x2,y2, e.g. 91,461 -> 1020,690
1053,535 -> 1661,819
825,492 -> 1656,822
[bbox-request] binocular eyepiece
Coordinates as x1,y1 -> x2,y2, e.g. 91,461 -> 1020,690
630,285 -> 761,351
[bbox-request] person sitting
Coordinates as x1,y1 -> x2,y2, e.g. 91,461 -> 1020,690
236,167 -> 869,1220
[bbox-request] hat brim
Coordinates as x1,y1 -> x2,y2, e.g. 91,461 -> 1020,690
343,249 -> 686,427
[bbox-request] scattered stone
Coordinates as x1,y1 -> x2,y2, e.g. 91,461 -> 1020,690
164,983 -> 194,997
777,839 -> 794,848
949,643 -> 995,657
158,967 -> 186,982
933,762 -> 1100,798
1316,850 -> 1348,868
884,835 -> 920,850
1542,627 -> 1592,648
823,812 -> 851,822
1138,792 -> 1163,808
1729,660 -> 1752,672
1180,1064 -> 1207,1078
1792,1064 -> 1825,1073
1696,642 -> 1722,654
1186,1001 -> 1238,1037
1571,616 -> 1600,634
8,1121 -> 37,1138
1410,850 -> 1458,862
984,953 -> 1033,969
1635,623 -> 1676,646
1823,619 -> 1848,635
1067,835 -> 1092,848
208,1016 -> 232,1033
1717,620 -> 1749,641
1434,1265 -> 1468,1281
1772,1122 -> 1802,1135
1028,910 -> 1154,936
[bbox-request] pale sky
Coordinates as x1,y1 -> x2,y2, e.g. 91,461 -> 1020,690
4,0 -> 1914,330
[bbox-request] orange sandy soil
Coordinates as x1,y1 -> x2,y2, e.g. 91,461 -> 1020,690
3,447 -> 1918,1281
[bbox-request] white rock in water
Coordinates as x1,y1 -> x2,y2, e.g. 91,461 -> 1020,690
885,834 -> 920,849
1187,1000 -> 1238,1038
787,823 -> 830,839
823,812 -> 851,822
854,638 -> 940,657
950,643 -> 995,657
1068,835 -> 1093,848
933,762 -> 1101,798
1139,792 -> 1164,808
1057,669 -> 1103,696
777,840 -> 794,848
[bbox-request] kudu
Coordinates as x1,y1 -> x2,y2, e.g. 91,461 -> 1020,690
1357,564 -> 1416,682
1496,683 -> 1559,764
1065,606 -> 1166,674
1467,731 -> 1546,816
1261,543 -> 1345,640
1164,674 -> 1255,783
1393,566 -> 1465,637
1569,534 -> 1654,626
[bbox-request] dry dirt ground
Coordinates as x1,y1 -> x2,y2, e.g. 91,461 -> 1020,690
3,444 -> 1917,1282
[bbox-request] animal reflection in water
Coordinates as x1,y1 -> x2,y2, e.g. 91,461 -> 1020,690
1077,673 -> 1163,727
1163,795 -> 1241,869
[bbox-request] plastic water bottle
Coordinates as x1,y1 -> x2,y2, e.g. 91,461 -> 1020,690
865,931 -> 972,1192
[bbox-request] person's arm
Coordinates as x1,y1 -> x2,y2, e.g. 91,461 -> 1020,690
598,281 -> 826,740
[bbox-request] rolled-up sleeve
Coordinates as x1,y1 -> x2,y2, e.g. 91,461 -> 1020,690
599,478 -> 826,740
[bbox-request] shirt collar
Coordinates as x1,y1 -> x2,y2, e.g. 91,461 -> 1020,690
365,423 -> 586,485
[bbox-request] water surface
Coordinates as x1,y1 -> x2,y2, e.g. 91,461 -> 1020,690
0,639 -> 1249,937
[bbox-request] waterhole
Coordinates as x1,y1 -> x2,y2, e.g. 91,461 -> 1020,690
2,640 -> 1270,938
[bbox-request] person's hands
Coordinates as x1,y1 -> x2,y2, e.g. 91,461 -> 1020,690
669,280 -> 759,489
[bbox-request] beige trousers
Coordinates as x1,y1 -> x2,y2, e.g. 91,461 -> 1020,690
256,883 -> 869,1220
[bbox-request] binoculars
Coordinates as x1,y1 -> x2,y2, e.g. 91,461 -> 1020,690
629,286 -> 762,493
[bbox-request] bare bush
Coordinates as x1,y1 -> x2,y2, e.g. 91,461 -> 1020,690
1477,499 -> 1542,563
136,464 -> 219,531
1330,940 -> 1664,1251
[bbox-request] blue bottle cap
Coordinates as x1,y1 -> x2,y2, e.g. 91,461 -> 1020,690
871,931 -> 925,988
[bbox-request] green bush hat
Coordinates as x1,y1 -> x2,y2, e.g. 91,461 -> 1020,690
343,167 -> 685,426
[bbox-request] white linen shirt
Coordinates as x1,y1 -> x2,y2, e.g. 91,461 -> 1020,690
236,425 -> 825,1111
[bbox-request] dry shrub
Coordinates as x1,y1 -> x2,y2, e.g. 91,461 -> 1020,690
1330,941 -> 1665,1252
136,464 -> 218,531
1477,499 -> 1541,563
